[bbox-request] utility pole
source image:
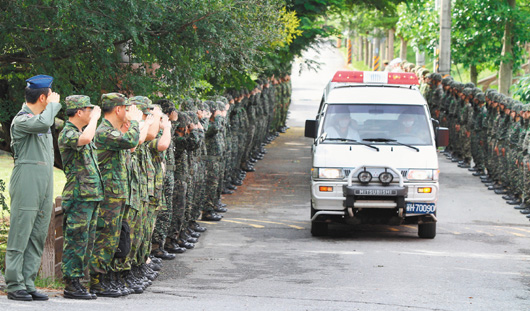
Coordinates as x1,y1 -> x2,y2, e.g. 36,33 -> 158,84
388,29 -> 395,61
438,0 -> 451,75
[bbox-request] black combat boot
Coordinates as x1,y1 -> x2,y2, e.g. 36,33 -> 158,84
90,273 -> 121,298
64,278 -> 93,300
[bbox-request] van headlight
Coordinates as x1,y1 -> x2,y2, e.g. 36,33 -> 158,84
313,168 -> 343,179
407,169 -> 438,181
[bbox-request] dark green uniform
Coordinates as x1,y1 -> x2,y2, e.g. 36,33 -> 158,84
59,120 -> 103,278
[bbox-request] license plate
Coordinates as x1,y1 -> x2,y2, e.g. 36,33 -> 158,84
406,202 -> 436,214
354,189 -> 397,196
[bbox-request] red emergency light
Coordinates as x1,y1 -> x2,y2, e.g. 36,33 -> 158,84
387,72 -> 419,85
331,71 -> 364,83
331,71 -> 419,85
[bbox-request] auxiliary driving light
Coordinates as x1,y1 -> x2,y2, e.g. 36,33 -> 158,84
358,171 -> 372,183
378,172 -> 393,185
319,186 -> 333,192
418,187 -> 432,193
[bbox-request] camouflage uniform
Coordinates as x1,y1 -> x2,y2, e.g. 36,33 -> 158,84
204,101 -> 226,213
59,95 -> 103,279
90,93 -> 139,275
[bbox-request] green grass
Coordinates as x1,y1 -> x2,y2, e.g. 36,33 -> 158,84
34,276 -> 64,290
0,151 -> 66,213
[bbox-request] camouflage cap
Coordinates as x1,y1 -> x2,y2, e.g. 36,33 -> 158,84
176,111 -> 190,128
513,102 -> 523,113
442,76 -> 453,85
156,99 -> 177,115
201,101 -> 210,112
65,95 -> 94,110
128,96 -> 153,115
181,99 -> 196,111
462,87 -> 473,96
431,73 -> 442,82
475,92 -> 485,102
464,82 -> 475,89
521,104 -> 530,112
217,101 -> 226,111
100,92 -> 130,108
454,82 -> 464,92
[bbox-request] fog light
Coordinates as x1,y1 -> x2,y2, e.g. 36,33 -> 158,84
319,186 -> 333,192
358,171 -> 372,183
418,187 -> 432,193
378,172 -> 393,184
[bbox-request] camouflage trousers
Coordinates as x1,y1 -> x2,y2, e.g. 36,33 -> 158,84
90,197 -> 125,275
111,204 -> 143,271
61,200 -> 99,278
523,155 -> 530,202
470,135 -> 484,169
169,178 -> 187,241
152,173 -> 174,249
507,149 -> 520,194
191,160 -> 206,220
139,202 -> 159,263
204,157 -> 221,213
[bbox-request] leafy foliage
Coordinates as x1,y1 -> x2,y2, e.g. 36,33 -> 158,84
395,0 -> 438,53
511,73 -> 530,102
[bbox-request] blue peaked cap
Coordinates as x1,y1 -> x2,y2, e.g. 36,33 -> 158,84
26,75 -> 53,89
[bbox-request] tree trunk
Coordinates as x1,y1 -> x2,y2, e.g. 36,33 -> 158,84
470,64 -> 478,86
399,35 -> 407,61
360,37 -> 365,63
416,51 -> 426,66
369,41 -> 373,68
365,37 -> 370,66
388,29 -> 395,60
498,0 -> 515,95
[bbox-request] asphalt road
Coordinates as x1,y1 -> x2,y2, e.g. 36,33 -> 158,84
2,42 -> 530,311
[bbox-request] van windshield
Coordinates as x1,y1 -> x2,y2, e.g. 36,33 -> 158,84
321,104 -> 433,146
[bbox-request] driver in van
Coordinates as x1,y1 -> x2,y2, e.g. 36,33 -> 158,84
326,113 -> 361,141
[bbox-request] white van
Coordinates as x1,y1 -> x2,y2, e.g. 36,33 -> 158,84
305,71 -> 448,238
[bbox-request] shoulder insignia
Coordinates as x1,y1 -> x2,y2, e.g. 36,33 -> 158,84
66,131 -> 74,138
111,130 -> 121,137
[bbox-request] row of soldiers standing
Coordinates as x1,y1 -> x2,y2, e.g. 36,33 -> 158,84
58,76 -> 292,299
420,72 -> 530,218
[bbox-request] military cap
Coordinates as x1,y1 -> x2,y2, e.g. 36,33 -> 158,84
100,92 -> 130,108
65,95 -> 94,110
454,82 -> 464,92
431,73 -> 442,82
472,87 -> 482,96
462,88 -> 473,96
521,104 -> 530,112
201,101 -> 210,112
513,102 -> 523,113
217,101 -> 226,111
475,92 -> 485,102
464,82 -> 475,89
187,111 -> 199,124
157,99 -> 177,115
176,111 -> 190,128
442,76 -> 453,85
26,75 -> 53,89
181,99 -> 196,111
128,96 -> 153,114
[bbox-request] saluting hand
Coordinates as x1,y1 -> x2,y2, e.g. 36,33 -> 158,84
47,92 -> 60,104
126,105 -> 143,122
161,115 -> 171,130
145,114 -> 155,126
90,106 -> 101,121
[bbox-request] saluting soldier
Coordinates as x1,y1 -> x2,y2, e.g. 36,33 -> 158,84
5,75 -> 61,301
89,93 -> 141,297
59,95 -> 102,300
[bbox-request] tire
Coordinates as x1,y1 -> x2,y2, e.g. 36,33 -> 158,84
418,222 -> 436,239
311,221 -> 328,237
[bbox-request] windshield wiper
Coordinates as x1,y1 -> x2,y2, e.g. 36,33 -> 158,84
362,138 -> 419,152
325,138 -> 379,151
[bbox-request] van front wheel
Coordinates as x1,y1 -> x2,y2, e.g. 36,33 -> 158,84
311,221 -> 328,237
418,222 -> 436,239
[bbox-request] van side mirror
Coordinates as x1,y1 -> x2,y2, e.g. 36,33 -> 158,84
436,127 -> 449,147
305,120 -> 318,138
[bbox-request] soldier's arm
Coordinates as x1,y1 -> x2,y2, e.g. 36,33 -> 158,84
155,117 -> 172,152
58,128 -> 83,151
78,106 -> 101,146
205,115 -> 222,138
14,102 -> 62,134
96,120 -> 140,151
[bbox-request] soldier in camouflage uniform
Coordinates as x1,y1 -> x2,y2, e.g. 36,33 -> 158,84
203,101 -> 227,219
457,87 -> 474,168
151,100 -> 180,260
90,93 -> 141,297
490,98 -> 512,194
503,103 -> 523,205
59,95 -> 102,300
469,91 -> 487,176
517,106 -> 530,212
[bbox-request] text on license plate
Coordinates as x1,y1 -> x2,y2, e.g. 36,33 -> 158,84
406,202 -> 435,214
